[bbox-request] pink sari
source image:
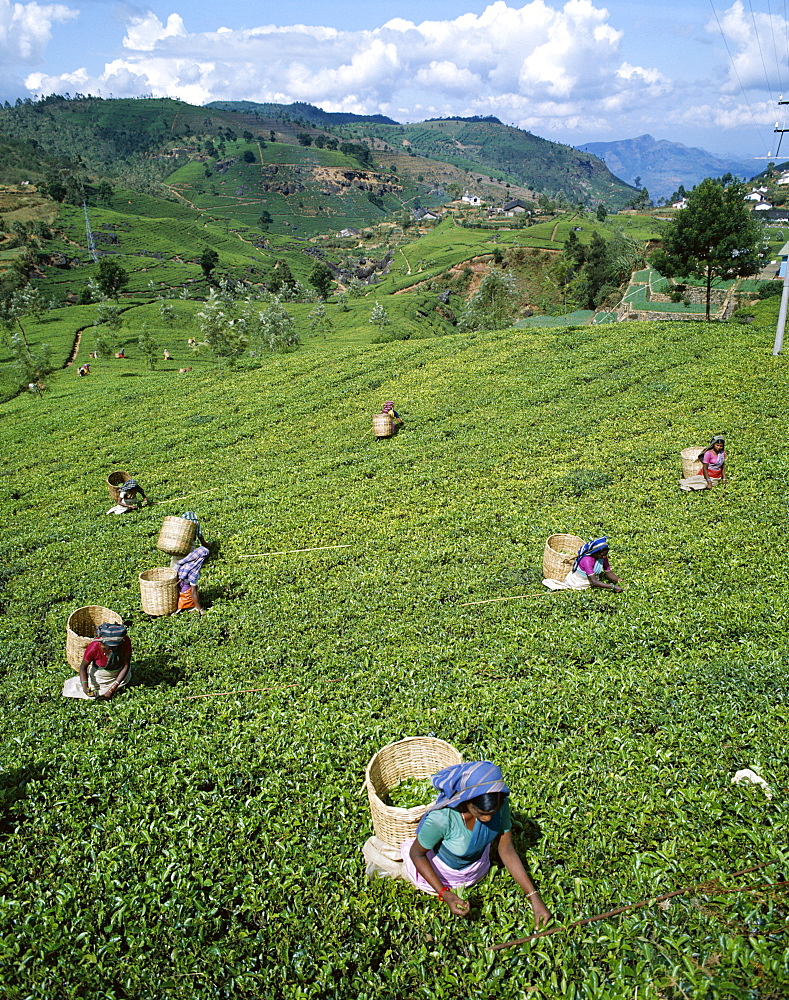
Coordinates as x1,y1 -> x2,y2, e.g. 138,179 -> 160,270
400,837 -> 491,894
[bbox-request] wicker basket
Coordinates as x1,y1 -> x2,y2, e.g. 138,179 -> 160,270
66,605 -> 123,671
373,413 -> 394,438
106,470 -> 132,502
681,447 -> 704,478
139,568 -> 178,616
543,533 -> 584,581
157,516 -> 196,556
365,736 -> 462,848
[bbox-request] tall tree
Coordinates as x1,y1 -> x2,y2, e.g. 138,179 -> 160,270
309,261 -> 334,300
95,258 -> 129,299
656,178 -> 768,320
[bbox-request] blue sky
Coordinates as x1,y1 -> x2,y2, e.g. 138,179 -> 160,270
2,0 -> 788,160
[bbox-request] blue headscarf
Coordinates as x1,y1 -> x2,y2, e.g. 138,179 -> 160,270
96,623 -> 128,670
422,761 -> 509,815
572,536 -> 608,572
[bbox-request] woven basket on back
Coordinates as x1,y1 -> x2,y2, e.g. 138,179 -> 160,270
157,516 -> 196,556
365,736 -> 462,848
372,413 -> 394,438
106,470 -> 132,502
66,605 -> 123,671
543,533 -> 585,581
139,568 -> 178,616
681,447 -> 704,478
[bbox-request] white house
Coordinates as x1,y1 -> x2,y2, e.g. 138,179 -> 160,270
745,191 -> 763,201
461,191 -> 482,206
754,202 -> 773,211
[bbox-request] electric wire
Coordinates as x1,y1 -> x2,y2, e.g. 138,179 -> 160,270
766,0 -> 785,94
708,0 -> 771,154
748,0 -> 775,100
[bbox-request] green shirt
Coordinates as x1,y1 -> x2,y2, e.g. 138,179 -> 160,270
417,800 -> 512,869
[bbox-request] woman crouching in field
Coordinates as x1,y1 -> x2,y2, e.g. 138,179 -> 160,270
63,623 -> 132,700
402,761 -> 551,925
680,436 -> 727,491
543,536 -> 623,592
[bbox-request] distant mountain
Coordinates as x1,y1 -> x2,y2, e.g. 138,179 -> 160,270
577,134 -> 757,202
205,100 -> 398,127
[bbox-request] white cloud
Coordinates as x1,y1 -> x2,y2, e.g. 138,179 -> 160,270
709,1 -> 789,95
0,0 -> 76,87
122,13 -> 187,52
21,1 -> 666,136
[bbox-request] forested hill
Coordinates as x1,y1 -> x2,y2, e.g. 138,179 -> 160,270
0,95 -> 636,210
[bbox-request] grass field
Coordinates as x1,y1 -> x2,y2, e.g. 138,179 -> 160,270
0,308 -> 786,999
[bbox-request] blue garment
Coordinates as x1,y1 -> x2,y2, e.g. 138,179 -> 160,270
572,536 -> 608,572
176,546 -> 210,586
417,800 -> 512,869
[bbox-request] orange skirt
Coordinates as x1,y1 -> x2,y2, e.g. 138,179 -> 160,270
177,587 -> 197,610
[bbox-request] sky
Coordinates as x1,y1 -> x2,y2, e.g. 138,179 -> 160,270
3,0 -> 789,160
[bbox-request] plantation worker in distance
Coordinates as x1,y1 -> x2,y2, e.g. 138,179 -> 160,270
679,436 -> 727,492
402,761 -> 551,925
172,544 -> 211,616
107,478 -> 148,515
542,536 -> 623,592
381,401 -> 404,429
62,623 -> 132,700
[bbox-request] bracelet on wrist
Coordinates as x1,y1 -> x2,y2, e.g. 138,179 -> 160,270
525,889 -> 539,898
437,886 -> 451,902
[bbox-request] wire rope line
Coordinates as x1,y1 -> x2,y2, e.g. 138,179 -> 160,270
708,0 -> 771,153
748,0 -> 776,101
766,0 -> 785,94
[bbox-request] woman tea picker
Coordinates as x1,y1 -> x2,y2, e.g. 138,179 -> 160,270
62,623 -> 132,700
679,436 -> 727,492
403,761 -> 551,925
543,536 -> 623,592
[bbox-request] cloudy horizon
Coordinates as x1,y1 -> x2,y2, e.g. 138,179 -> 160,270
1,0 -> 788,160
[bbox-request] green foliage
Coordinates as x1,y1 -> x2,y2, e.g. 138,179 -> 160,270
657,178 -> 768,320
199,247 -> 219,281
137,323 -> 157,369
309,261 -> 334,300
195,289 -> 249,366
254,296 -> 300,352
95,257 -> 129,299
0,318 -> 786,998
369,301 -> 390,331
459,268 -> 518,330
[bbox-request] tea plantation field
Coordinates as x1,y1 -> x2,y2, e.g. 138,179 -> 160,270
0,317 -> 787,999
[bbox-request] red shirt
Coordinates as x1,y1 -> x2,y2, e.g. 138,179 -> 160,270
83,638 -> 132,668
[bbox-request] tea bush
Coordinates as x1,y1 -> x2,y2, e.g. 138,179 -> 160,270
0,316 -> 786,999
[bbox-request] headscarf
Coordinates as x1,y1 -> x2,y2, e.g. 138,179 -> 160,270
698,436 -> 725,462
572,536 -> 608,572
119,479 -> 139,495
422,761 -> 510,815
96,623 -> 128,670
180,511 -> 205,545
382,402 -> 395,414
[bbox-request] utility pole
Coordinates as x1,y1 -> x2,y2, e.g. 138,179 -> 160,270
773,101 -> 789,354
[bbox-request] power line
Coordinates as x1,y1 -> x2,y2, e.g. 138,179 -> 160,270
708,0 -> 771,153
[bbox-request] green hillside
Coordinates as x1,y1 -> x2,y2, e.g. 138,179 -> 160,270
0,312 -> 786,998
0,97 -> 636,218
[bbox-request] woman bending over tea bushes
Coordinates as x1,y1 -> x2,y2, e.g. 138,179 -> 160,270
63,623 -> 132,700
381,401 -> 404,428
402,761 -> 551,925
173,544 -> 210,615
543,536 -> 623,592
